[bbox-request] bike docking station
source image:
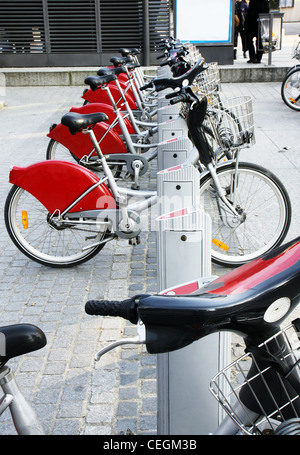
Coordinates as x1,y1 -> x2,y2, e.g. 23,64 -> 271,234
154,73 -> 231,435
156,65 -> 195,181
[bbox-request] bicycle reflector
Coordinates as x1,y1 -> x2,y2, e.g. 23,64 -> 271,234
212,238 -> 229,251
22,210 -> 28,229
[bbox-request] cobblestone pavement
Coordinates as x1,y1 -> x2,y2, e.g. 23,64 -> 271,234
0,80 -> 299,435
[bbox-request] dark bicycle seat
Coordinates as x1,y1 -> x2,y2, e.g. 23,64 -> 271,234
61,111 -> 109,135
119,47 -> 141,57
97,66 -> 127,77
0,324 -> 46,364
136,237 -> 300,353
85,74 -> 117,91
110,56 -> 133,67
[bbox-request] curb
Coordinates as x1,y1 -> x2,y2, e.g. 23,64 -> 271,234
0,64 -> 292,87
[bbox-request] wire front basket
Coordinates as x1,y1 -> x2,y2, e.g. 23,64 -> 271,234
209,324 -> 300,435
179,62 -> 221,119
194,61 -> 221,97
207,95 -> 255,149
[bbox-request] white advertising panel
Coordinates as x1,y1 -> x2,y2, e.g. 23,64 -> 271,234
176,0 -> 233,43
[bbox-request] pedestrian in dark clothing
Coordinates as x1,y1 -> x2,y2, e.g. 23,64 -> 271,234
245,0 -> 269,63
234,0 -> 249,59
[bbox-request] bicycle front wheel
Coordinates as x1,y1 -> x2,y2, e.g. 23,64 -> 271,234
200,162 -> 291,267
5,185 -> 109,267
281,66 -> 300,111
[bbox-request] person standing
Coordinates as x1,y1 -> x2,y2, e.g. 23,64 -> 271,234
245,0 -> 269,63
234,0 -> 249,59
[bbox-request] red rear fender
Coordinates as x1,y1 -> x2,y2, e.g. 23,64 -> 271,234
9,161 -> 116,214
70,103 -> 135,135
82,84 -> 137,110
47,119 -> 127,158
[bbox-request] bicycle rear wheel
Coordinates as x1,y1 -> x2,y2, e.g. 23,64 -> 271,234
4,185 -> 109,267
200,161 -> 291,267
46,138 -> 123,177
281,66 -> 300,111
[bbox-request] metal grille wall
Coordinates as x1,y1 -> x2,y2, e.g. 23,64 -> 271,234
99,0 -> 143,52
47,0 -> 98,53
0,0 -> 171,67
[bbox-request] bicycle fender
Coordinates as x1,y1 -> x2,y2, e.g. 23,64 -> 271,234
82,84 -> 138,110
70,103 -> 135,135
47,120 -> 127,158
9,160 -> 116,214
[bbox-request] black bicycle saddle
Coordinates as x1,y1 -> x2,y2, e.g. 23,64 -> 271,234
110,56 -> 133,67
84,74 -> 117,91
119,47 -> 141,57
0,324 -> 46,364
97,66 -> 127,77
61,112 -> 109,135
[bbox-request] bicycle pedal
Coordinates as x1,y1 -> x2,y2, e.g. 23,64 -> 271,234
129,236 -> 140,246
131,183 -> 140,190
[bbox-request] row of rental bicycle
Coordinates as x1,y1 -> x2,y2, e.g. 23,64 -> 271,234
3,38 -> 293,268
1,37 -> 300,435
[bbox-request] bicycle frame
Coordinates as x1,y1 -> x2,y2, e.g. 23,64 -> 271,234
11,118 -> 245,258
10,127 -> 158,247
0,366 -> 44,435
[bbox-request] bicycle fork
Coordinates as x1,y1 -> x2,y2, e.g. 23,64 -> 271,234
0,366 -> 44,435
206,162 -> 243,229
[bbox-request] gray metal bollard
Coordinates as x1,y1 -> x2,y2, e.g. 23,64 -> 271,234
157,136 -> 193,172
157,116 -> 188,142
156,163 -> 231,435
157,163 -> 200,211
157,205 -> 212,289
155,68 -> 192,170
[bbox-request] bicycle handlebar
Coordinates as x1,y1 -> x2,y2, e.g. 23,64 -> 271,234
139,81 -> 154,91
165,91 -> 181,100
170,94 -> 189,105
85,298 -> 139,324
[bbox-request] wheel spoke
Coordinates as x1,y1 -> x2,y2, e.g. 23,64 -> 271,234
200,162 -> 290,266
5,186 -> 108,267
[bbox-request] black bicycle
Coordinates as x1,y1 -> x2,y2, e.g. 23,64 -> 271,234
86,236 -> 300,435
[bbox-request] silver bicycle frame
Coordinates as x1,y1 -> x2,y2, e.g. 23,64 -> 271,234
0,366 -> 44,435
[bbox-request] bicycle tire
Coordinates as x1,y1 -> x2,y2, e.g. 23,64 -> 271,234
46,138 -> 123,177
4,185 -> 109,267
200,161 -> 291,267
281,66 -> 300,111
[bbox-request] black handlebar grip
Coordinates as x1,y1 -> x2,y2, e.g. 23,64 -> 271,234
165,91 -> 180,100
170,94 -> 188,105
85,298 -> 138,324
140,81 -> 153,91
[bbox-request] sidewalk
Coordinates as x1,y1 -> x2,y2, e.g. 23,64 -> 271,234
0,29 -> 299,436
220,21 -> 299,82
